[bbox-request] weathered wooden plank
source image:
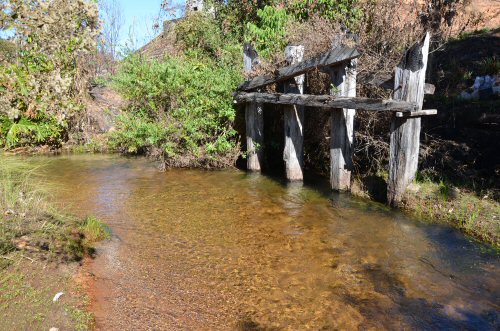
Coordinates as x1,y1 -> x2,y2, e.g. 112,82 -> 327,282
238,46 -> 360,92
395,109 -> 437,118
388,33 -> 430,207
244,44 -> 264,172
329,58 -> 357,191
234,92 -> 418,112
283,46 -> 305,181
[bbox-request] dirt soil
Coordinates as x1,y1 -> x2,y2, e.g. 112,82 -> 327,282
0,259 -> 93,330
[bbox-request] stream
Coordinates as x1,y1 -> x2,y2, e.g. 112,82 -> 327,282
27,154 -> 499,330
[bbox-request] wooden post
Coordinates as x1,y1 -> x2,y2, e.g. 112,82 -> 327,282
329,58 -> 357,191
244,44 -> 264,172
388,33 -> 430,206
283,45 -> 305,181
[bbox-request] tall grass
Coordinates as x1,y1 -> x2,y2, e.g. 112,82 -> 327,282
0,157 -> 109,263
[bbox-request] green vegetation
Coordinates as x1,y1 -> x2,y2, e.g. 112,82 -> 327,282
0,158 -> 108,329
81,216 -> 111,242
0,158 -> 108,263
245,6 -> 289,59
403,177 -> 499,247
0,0 -> 100,149
110,13 -> 242,167
291,0 -> 362,29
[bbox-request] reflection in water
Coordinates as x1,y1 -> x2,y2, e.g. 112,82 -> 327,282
22,155 -> 500,330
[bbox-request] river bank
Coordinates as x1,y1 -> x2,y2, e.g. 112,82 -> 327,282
0,158 -> 109,330
4,144 -> 499,250
11,154 -> 498,330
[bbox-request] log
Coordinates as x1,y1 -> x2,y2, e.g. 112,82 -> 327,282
388,33 -> 430,206
395,109 -> 437,118
234,92 -> 418,112
283,46 -> 305,181
238,46 -> 360,92
329,59 -> 357,191
244,44 -> 264,172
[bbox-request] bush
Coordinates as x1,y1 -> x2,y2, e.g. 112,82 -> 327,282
291,0 -> 362,29
0,159 -> 108,263
245,6 -> 290,59
111,15 -> 242,168
0,0 -> 100,149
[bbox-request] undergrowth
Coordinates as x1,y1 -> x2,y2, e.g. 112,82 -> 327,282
0,158 -> 109,266
110,13 -> 242,168
403,177 -> 500,247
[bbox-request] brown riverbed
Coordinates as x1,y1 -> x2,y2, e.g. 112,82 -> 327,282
26,154 -> 499,330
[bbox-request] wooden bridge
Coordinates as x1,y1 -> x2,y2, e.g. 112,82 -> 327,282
234,33 -> 437,207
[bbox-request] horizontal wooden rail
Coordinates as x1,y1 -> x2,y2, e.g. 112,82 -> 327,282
234,92 -> 419,112
395,109 -> 437,118
238,46 -> 360,92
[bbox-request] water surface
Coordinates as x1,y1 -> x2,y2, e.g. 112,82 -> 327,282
27,155 -> 500,329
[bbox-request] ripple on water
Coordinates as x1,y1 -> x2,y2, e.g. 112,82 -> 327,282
21,154 -> 500,330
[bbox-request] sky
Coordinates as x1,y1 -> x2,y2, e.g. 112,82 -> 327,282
1,0 -> 184,49
115,0 -> 184,50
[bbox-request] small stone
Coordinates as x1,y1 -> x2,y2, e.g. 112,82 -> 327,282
49,328 -> 59,331
53,292 -> 64,302
4,209 -> 15,216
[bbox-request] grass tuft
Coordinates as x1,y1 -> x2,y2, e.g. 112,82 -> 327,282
80,216 -> 111,243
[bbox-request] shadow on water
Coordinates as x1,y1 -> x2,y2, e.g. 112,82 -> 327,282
337,264 -> 499,330
15,154 -> 500,330
252,168 -> 499,329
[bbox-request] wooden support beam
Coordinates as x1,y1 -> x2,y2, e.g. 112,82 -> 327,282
329,59 -> 357,191
283,46 -> 305,181
234,92 -> 418,112
244,44 -> 264,172
238,46 -> 360,92
395,109 -> 437,118
388,33 -> 430,206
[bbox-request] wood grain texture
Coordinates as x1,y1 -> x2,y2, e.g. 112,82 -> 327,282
244,45 -> 264,172
238,46 -> 360,92
395,109 -> 437,118
329,59 -> 357,191
388,33 -> 430,206
283,46 -> 305,181
234,92 -> 418,112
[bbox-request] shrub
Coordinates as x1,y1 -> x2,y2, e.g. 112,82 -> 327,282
291,0 -> 362,29
0,0 -> 100,149
245,5 -> 290,59
111,18 -> 242,168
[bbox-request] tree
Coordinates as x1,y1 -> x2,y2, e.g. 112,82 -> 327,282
100,0 -> 124,59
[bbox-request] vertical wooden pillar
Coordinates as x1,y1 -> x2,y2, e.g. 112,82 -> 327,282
388,33 -> 430,206
329,58 -> 357,191
244,44 -> 264,172
283,45 -> 305,181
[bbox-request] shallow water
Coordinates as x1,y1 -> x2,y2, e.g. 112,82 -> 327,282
24,155 -> 500,329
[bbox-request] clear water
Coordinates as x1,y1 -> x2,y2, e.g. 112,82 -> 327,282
22,154 -> 499,330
